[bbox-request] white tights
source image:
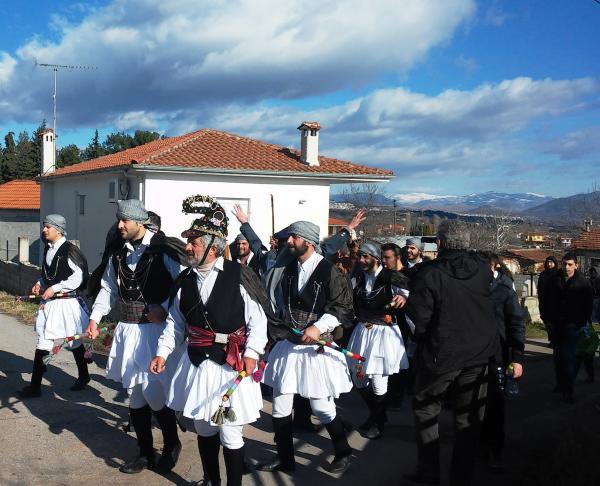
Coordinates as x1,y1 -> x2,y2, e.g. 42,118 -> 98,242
194,419 -> 244,450
128,381 -> 166,411
272,390 -> 337,424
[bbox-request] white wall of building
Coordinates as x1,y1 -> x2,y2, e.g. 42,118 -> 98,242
40,171 -> 141,268
41,170 -> 331,268
143,172 -> 330,248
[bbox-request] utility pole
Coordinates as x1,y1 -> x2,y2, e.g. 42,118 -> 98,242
393,199 -> 397,235
36,62 -> 97,168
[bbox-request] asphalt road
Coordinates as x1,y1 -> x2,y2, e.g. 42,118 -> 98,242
1,312 -> 599,485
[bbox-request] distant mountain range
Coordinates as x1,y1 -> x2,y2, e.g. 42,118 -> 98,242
331,190 -> 600,220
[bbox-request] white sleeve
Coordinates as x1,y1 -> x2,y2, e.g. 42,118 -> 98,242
392,285 -> 409,298
157,288 -> 187,359
313,313 -> 341,334
51,258 -> 83,293
240,285 -> 267,360
89,260 -> 118,323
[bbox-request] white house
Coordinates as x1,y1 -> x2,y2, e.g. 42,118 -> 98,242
39,123 -> 393,268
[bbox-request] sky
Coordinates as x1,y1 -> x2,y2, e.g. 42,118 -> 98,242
0,0 -> 599,199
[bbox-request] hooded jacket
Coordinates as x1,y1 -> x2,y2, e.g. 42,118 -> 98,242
406,249 -> 497,374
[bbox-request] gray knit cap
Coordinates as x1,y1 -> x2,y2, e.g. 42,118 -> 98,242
116,199 -> 148,223
235,233 -> 248,242
358,241 -> 381,260
288,221 -> 320,247
43,214 -> 67,236
406,237 -> 424,251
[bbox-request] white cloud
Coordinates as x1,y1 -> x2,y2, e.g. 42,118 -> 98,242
0,52 -> 17,89
1,0 -> 476,126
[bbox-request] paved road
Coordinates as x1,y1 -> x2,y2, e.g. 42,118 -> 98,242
1,312 -> 599,485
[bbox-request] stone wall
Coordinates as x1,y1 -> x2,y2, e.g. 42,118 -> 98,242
0,260 -> 40,295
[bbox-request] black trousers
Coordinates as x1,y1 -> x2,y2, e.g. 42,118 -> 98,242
413,364 -> 488,486
481,364 -> 505,454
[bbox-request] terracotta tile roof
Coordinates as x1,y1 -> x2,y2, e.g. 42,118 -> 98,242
328,217 -> 347,226
0,180 -> 40,210
43,129 -> 393,179
501,248 -> 562,263
298,121 -> 321,130
571,229 -> 600,250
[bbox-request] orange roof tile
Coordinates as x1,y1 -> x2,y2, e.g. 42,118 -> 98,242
0,180 -> 40,210
502,248 -> 563,263
329,217 -> 347,226
43,129 -> 393,179
571,229 -> 600,250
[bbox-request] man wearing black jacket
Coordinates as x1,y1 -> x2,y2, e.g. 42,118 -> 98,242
545,252 -> 593,403
404,221 -> 497,486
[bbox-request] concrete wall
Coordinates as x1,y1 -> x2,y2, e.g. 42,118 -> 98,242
0,261 -> 40,295
0,209 -> 41,263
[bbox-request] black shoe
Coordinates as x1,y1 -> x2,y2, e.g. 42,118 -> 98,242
119,455 -> 155,474
17,385 -> 41,399
403,473 -> 440,484
362,423 -> 383,440
245,456 -> 295,473
69,377 -> 90,391
325,453 -> 351,475
156,440 -> 182,473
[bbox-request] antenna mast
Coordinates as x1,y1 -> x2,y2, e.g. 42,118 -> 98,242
37,62 -> 97,167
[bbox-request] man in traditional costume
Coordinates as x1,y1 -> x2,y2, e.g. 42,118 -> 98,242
150,195 -> 268,486
86,199 -> 185,474
254,221 -> 355,475
18,214 -> 90,398
347,242 -> 409,439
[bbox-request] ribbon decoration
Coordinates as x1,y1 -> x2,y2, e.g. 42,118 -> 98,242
211,370 -> 247,426
15,291 -> 77,301
42,324 -> 116,366
291,328 -> 366,362
252,360 -> 266,382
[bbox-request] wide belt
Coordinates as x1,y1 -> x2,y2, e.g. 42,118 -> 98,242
187,325 -> 247,371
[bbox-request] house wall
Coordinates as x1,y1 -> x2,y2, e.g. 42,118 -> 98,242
0,209 -> 41,263
40,171 -> 141,268
143,172 -> 330,249
40,170 -> 331,269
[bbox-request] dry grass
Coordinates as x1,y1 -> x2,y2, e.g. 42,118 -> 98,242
0,290 -> 113,354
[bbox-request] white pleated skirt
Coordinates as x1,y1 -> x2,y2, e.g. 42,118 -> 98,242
106,321 -> 181,391
347,322 -> 409,377
263,339 -> 353,399
35,298 -> 88,341
167,352 -> 263,426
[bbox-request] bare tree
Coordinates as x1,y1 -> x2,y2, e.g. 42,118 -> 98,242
339,183 -> 388,237
468,210 -> 520,251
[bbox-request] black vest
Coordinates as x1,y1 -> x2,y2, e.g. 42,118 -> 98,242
179,260 -> 246,367
111,238 -> 173,306
354,268 -> 395,321
282,257 -> 333,330
42,242 -> 74,288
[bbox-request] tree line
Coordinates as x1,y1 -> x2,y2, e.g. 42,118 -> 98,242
0,121 -> 163,183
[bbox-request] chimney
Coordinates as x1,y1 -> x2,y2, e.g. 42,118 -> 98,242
297,121 -> 321,166
584,219 -> 593,232
41,128 -> 56,174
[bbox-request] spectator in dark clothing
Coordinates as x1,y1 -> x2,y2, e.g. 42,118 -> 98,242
401,237 -> 430,278
545,252 -> 594,403
538,255 -> 559,341
480,253 -> 525,471
381,242 -> 403,272
404,221 -> 497,486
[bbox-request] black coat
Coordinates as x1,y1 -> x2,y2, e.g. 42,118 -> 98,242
544,269 -> 593,327
406,249 -> 497,375
490,272 -> 525,364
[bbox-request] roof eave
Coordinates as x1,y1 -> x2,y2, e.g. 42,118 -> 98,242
132,164 -> 393,183
36,163 -> 133,181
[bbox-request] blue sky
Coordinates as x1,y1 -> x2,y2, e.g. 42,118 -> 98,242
0,0 -> 598,199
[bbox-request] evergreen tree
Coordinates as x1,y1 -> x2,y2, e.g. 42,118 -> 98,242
13,130 -> 39,179
57,144 -> 83,168
103,131 -> 135,154
82,129 -> 107,160
30,121 -> 47,176
132,130 -> 161,147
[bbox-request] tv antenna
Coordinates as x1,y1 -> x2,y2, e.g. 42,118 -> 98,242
35,61 -> 97,168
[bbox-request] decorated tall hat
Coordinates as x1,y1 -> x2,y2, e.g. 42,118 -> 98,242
181,195 -> 228,239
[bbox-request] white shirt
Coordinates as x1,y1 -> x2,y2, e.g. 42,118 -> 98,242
156,257 -> 267,361
294,251 -> 340,334
90,229 -> 185,323
40,236 -> 84,293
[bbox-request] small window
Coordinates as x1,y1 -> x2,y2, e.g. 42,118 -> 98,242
108,180 -> 117,201
78,195 -> 86,215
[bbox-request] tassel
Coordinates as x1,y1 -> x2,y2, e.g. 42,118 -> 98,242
211,405 -> 226,426
83,343 -> 93,363
225,407 -> 237,422
252,360 -> 266,382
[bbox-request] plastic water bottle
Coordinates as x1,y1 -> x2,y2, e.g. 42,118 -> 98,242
496,366 -> 505,392
505,363 -> 519,398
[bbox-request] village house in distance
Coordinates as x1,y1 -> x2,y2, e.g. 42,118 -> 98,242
38,123 -> 393,268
